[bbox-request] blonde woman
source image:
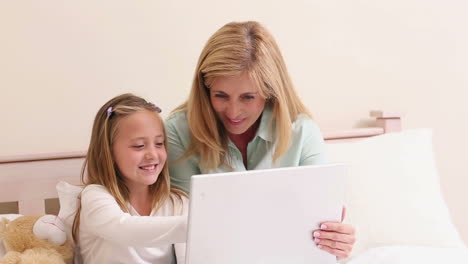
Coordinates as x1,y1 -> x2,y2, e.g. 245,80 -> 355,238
166,21 -> 355,258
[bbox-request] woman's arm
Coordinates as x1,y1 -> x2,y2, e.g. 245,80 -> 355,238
299,119 -> 329,166
314,207 -> 355,259
165,116 -> 201,194
298,119 -> 355,258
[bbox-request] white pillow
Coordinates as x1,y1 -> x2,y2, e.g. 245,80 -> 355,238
56,181 -> 83,245
326,129 -> 465,258
0,214 -> 22,221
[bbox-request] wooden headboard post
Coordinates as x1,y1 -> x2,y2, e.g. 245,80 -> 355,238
370,111 -> 402,133
324,110 -> 402,143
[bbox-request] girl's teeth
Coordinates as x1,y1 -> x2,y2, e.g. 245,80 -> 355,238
141,165 -> 155,170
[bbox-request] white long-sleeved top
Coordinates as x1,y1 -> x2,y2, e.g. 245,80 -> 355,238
78,184 -> 188,264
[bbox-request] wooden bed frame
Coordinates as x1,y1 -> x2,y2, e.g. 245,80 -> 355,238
0,111 -> 401,215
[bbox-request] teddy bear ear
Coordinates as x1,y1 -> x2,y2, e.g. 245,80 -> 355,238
0,218 -> 11,237
33,215 -> 67,245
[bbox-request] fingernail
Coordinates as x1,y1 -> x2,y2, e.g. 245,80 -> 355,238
314,238 -> 320,243
314,231 -> 320,237
318,245 -> 322,249
321,224 -> 327,229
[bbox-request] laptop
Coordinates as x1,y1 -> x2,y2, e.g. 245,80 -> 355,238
185,163 -> 346,264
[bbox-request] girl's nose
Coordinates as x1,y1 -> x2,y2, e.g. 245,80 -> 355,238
144,152 -> 153,160
144,147 -> 158,161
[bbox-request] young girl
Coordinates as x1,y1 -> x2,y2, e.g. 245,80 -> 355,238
72,93 -> 188,263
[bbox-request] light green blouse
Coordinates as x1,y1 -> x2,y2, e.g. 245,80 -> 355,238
165,106 -> 328,193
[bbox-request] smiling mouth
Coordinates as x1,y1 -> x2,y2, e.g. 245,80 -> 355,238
139,165 -> 157,170
227,118 -> 245,125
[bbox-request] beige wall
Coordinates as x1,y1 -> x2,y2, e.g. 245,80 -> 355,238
1,1 -> 467,243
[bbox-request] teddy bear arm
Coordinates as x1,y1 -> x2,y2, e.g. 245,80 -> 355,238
20,248 -> 67,264
0,251 -> 21,264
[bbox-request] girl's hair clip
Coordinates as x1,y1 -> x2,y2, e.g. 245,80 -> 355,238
148,102 -> 162,113
106,106 -> 114,119
106,102 -> 160,119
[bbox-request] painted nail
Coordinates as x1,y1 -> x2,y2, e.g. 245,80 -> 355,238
321,224 -> 327,229
314,238 -> 320,243
314,231 -> 320,237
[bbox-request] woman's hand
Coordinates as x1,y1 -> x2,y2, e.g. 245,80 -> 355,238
313,207 -> 355,259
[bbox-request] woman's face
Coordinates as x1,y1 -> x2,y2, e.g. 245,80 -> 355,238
209,72 -> 266,135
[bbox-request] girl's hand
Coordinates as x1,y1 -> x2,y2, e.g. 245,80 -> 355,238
313,207 -> 355,259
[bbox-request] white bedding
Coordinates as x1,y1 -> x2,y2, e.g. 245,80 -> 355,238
2,130 -> 468,263
347,246 -> 468,264
327,130 -> 467,259
2,215 -> 468,263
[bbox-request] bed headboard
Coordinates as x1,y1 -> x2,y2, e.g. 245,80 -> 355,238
324,111 -> 401,143
0,110 -> 401,215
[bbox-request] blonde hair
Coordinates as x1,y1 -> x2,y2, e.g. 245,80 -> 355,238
72,93 -> 186,243
174,21 -> 311,170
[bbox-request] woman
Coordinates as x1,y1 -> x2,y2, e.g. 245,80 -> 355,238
166,21 -> 355,258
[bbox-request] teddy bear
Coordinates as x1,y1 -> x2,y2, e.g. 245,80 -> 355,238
0,215 -> 73,264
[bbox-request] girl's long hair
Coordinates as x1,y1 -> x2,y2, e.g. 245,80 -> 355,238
72,93 -> 186,243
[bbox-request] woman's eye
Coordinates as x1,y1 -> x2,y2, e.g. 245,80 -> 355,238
243,95 -> 255,100
214,93 -> 227,98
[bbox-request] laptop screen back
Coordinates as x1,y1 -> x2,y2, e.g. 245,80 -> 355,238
185,164 -> 346,264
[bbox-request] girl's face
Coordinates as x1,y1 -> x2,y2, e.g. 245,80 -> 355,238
209,73 -> 266,136
112,110 -> 166,191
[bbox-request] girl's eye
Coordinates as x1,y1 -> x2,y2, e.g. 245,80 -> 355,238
155,143 -> 164,148
243,95 -> 255,100
133,145 -> 144,149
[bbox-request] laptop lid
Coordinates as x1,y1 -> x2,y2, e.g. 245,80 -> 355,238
185,163 -> 346,264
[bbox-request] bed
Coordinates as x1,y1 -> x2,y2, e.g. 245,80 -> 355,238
1,111 -> 467,263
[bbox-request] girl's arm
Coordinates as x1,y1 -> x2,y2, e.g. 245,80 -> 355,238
174,242 -> 186,264
80,185 -> 187,247
174,196 -> 189,264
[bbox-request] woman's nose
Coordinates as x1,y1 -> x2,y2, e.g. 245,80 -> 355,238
226,101 -> 241,119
